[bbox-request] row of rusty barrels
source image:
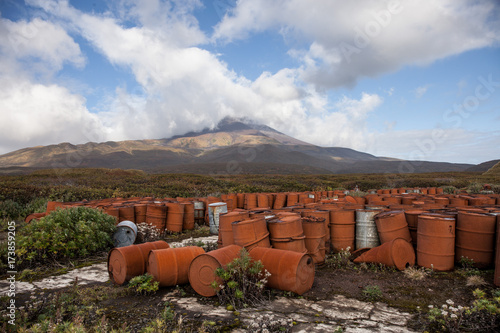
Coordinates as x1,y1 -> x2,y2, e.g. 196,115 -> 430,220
108,241 -> 314,296
33,189 -> 499,226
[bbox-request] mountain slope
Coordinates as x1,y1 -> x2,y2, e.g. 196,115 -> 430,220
0,117 -> 476,174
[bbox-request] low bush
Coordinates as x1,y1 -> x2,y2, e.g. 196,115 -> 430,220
15,207 -> 116,268
128,273 -> 159,295
211,248 -> 270,309
424,289 -> 500,332
362,285 -> 382,302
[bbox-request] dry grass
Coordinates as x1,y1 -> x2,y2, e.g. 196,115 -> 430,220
466,275 -> 487,287
403,266 -> 430,281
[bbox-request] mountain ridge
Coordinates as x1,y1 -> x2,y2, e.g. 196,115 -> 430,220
0,117 -> 480,174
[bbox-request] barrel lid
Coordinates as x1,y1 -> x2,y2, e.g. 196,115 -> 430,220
188,254 -> 222,297
209,202 -> 227,207
108,249 -> 127,285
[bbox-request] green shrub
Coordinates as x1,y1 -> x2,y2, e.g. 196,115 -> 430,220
425,289 -> 500,332
211,248 -> 269,309
0,197 -> 48,221
16,207 -> 116,267
0,200 -> 25,220
362,285 -> 382,302
128,273 -> 159,295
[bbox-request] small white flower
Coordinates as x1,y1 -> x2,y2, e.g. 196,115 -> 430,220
458,305 -> 463,310
442,304 -> 448,309
428,305 -> 434,309
450,314 -> 458,319
441,310 -> 448,316
446,299 -> 454,305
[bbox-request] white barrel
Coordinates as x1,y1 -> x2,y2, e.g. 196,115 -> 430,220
355,210 -> 381,250
208,202 -> 228,234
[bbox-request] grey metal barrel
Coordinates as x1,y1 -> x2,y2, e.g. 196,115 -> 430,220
355,210 -> 381,249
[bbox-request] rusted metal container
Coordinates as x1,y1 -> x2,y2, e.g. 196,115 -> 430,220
268,215 -> 303,239
244,193 -> 258,210
146,204 -> 167,230
301,217 -> 326,264
232,216 -> 271,251
330,209 -> 356,253
181,202 -> 195,230
455,211 -> 496,268
188,245 -> 242,297
219,211 -> 250,247
249,247 -> 315,295
375,211 -> 412,244
134,204 -> 148,224
108,240 -> 170,285
354,238 -> 415,270
148,246 -> 205,287
165,202 -> 184,233
118,206 -> 135,223
417,215 -> 455,271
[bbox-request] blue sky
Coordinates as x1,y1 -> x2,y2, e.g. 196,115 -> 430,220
0,0 -> 499,164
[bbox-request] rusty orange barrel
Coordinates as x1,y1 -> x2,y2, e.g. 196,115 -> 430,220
286,193 -> 299,207
249,247 -> 315,295
273,193 -> 286,209
232,217 -> 271,251
375,211 -> 412,244
404,210 -> 425,248
188,245 -> 242,297
104,206 -> 120,224
330,209 -> 355,253
300,210 -> 330,245
108,240 -> 170,285
417,215 -> 455,271
455,211 -> 496,268
268,215 -> 303,238
118,206 -> 135,223
301,217 -> 326,264
165,202 -> 184,232
181,202 -> 195,230
25,212 -> 47,224
257,194 -> 269,208
148,246 -> 205,287
146,204 -> 167,230
244,193 -> 258,210
270,235 -> 307,253
354,238 -> 415,270
134,204 -> 148,224
219,211 -> 250,247
236,193 -> 245,209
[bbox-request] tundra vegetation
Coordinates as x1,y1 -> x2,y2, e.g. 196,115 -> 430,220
0,168 -> 499,332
